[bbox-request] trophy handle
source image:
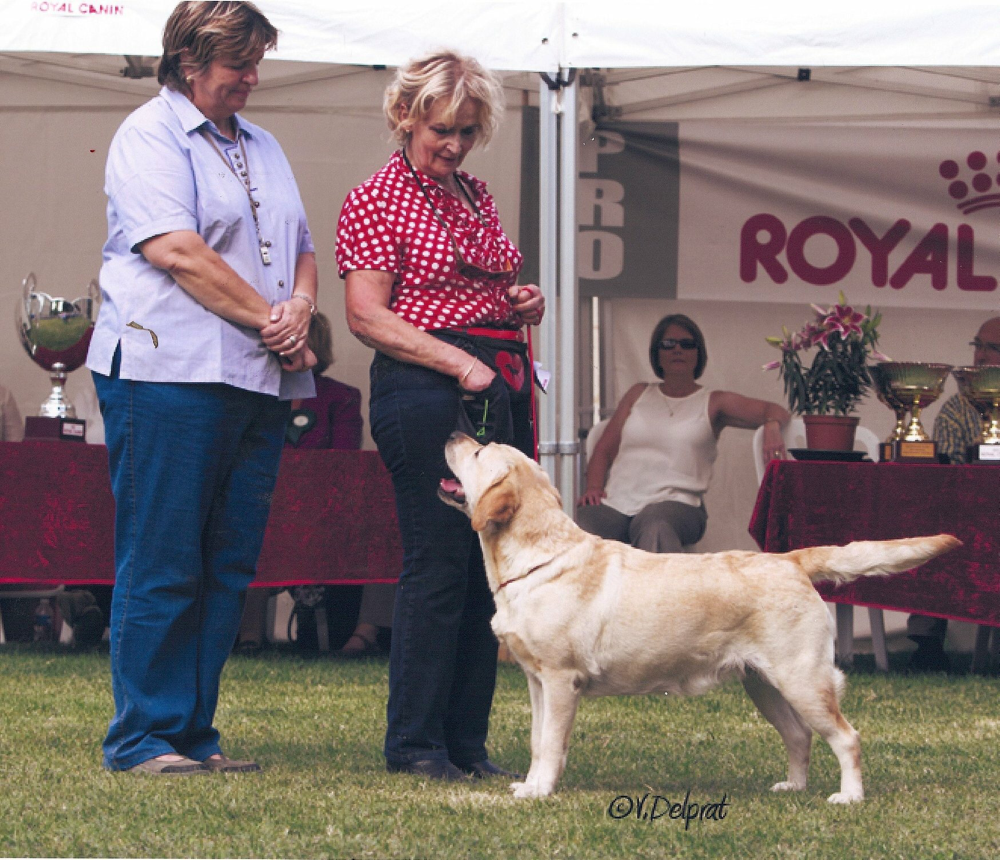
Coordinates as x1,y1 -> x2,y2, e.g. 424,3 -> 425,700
21,272 -> 36,300
21,272 -> 42,320
74,279 -> 102,318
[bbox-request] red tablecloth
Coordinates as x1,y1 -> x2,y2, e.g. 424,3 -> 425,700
749,460 -> 1000,627
0,441 -> 402,587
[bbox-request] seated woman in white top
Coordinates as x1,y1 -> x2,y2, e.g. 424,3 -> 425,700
577,313 -> 789,553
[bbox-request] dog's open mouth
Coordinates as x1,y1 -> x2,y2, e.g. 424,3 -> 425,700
439,477 -> 466,504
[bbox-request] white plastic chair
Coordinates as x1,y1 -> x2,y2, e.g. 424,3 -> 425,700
584,417 -> 611,464
752,417 -> 879,483
752,418 -> 889,671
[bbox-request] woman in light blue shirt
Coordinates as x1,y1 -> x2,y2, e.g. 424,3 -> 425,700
87,0 -> 317,776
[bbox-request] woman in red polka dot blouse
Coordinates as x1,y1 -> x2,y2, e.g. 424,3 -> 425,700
337,50 -> 544,783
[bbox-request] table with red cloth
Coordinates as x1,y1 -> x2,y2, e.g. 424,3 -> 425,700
749,459 -> 1000,628
0,441 -> 402,588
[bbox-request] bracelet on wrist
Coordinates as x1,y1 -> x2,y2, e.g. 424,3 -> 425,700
458,358 -> 477,387
290,293 -> 317,316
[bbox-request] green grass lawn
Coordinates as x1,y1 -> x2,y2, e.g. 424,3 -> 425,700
0,645 -> 997,859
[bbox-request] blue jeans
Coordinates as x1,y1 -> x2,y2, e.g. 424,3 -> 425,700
371,341 -> 532,767
93,351 -> 288,770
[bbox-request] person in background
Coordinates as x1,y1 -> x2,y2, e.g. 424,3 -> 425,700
339,50 -> 544,781
236,313 -> 395,656
0,384 -> 24,441
284,312 -> 363,450
87,0 -> 317,775
906,316 -> 1000,673
578,313 -> 789,553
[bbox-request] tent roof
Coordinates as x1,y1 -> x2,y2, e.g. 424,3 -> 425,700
5,1 -> 1000,72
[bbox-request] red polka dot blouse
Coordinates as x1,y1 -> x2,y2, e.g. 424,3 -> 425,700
336,150 -> 524,331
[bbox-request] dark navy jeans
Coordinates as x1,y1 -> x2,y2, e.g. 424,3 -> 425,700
371,336 -> 532,768
93,349 -> 288,770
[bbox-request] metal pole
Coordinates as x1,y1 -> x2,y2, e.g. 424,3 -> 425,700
537,77 -> 559,486
557,74 -> 578,515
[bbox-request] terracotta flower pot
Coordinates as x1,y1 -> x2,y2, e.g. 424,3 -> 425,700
803,414 -> 859,452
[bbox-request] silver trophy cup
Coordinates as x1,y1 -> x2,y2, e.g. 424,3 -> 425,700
16,272 -> 100,418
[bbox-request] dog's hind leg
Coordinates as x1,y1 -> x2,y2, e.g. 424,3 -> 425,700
766,668 -> 863,804
511,671 -> 582,798
742,668 -> 812,793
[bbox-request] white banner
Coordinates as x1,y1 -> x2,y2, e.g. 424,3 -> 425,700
677,120 -> 1000,310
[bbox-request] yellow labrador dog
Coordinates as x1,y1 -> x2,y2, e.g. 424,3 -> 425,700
438,433 -> 960,803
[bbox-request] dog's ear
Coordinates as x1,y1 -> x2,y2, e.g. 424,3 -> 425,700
471,477 -> 520,532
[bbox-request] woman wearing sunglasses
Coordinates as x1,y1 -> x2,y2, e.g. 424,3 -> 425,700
337,50 -> 543,781
578,313 -> 788,553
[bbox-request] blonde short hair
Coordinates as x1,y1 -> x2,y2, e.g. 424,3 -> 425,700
384,50 -> 504,148
158,1 -> 277,92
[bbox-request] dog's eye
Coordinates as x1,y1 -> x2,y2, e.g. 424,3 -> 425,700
474,448 -> 482,458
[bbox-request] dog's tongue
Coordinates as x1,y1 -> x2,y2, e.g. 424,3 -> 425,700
440,478 -> 465,501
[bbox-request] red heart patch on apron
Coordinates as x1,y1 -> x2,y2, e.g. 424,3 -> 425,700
495,350 -> 525,391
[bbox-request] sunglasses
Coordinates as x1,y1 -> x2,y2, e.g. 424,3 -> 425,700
660,338 -> 698,351
971,339 -> 1000,354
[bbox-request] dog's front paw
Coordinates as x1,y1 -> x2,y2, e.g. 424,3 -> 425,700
770,781 -> 805,793
827,790 -> 863,804
512,781 -> 551,799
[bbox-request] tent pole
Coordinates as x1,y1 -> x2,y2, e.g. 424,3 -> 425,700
557,73 -> 578,515
537,77 -> 559,487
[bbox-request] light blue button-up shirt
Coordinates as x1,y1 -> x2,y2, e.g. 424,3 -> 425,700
87,86 -> 315,400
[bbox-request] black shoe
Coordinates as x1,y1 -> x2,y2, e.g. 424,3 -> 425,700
71,605 -> 105,650
907,638 -> 951,673
386,758 -> 470,781
457,759 -> 523,780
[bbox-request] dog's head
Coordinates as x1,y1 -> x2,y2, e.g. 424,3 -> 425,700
439,432 -> 559,532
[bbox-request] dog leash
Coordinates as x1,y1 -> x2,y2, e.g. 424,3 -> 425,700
528,327 -> 539,461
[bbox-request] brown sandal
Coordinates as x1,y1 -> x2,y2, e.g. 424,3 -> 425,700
335,632 -> 381,658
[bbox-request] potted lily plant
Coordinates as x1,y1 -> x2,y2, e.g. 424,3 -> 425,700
765,293 -> 886,451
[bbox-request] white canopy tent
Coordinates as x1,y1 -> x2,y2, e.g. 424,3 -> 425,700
4,0 -> 1000,522
7,1 -> 1000,69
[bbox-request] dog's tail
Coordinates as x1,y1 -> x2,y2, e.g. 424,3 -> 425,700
789,534 -> 961,585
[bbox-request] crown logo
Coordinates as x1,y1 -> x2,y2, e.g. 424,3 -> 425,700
939,151 -> 1000,214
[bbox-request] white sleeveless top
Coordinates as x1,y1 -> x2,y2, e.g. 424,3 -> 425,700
603,385 -> 718,515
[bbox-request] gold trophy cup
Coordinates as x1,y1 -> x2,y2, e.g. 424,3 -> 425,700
869,362 -> 951,462
951,366 -> 1000,463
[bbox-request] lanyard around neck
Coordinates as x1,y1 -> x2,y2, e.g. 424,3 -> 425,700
401,149 -> 482,222
200,127 -> 272,265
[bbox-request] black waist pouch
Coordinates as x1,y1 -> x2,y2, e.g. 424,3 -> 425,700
432,330 -> 530,446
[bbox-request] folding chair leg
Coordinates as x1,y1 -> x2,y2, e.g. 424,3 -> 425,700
868,608 -> 888,672
315,604 -> 330,653
264,593 -> 278,644
836,603 -> 854,668
972,625 -> 993,674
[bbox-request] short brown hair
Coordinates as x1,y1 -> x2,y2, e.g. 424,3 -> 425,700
384,50 -> 504,148
648,314 -> 708,380
158,1 -> 277,91
307,312 -> 334,375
